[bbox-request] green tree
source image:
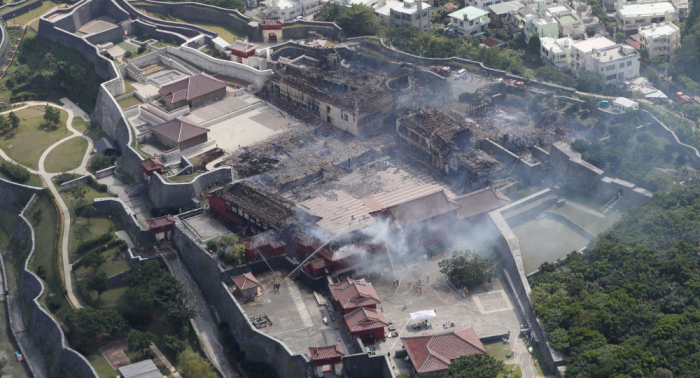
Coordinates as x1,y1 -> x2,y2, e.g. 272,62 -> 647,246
82,205 -> 96,225
8,112 -> 19,130
314,3 -> 378,37
177,349 -> 218,378
534,66 -> 569,85
64,307 -> 128,345
575,71 -> 605,93
527,33 -> 541,56
586,26 -> 597,37
163,335 -> 186,357
81,250 -> 105,276
127,330 -> 155,357
71,184 -> 88,206
87,272 -> 109,298
43,105 -> 60,128
0,114 -> 7,132
440,354 -> 505,378
438,251 -> 495,288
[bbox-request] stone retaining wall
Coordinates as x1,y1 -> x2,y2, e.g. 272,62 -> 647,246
170,223 -> 312,378
93,197 -> 155,248
147,167 -> 232,209
0,24 -> 12,72
59,174 -> 91,191
1,0 -> 43,22
164,45 -> 273,89
0,177 -> 43,210
15,195 -> 99,378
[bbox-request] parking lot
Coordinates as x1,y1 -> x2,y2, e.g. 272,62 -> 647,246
448,73 -> 495,95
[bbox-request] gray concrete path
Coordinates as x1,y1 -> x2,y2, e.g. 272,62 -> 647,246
165,257 -> 240,378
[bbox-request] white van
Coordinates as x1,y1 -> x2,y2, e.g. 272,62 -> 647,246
455,69 -> 467,80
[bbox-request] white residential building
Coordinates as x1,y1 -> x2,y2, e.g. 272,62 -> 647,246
547,3 -> 585,39
615,1 -> 677,35
268,0 -> 325,18
449,6 -> 491,35
639,21 -> 681,60
570,36 -> 617,73
672,0 -> 689,18
375,0 -> 431,32
464,0 -> 503,9
613,97 -> 639,111
583,44 -> 640,85
523,4 -> 559,41
540,36 -> 574,67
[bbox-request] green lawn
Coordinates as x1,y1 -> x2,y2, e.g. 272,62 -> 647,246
0,106 -> 70,170
59,185 -> 115,262
97,286 -> 131,312
4,2 -> 55,25
44,137 -> 88,173
118,96 -> 142,109
85,349 -> 118,378
135,7 -> 244,43
74,248 -> 129,283
485,342 -> 514,361
72,117 -> 90,133
28,193 -> 70,315
124,78 -> 138,95
0,156 -> 43,187
115,40 -> 139,53
526,341 -> 552,376
498,364 -> 522,378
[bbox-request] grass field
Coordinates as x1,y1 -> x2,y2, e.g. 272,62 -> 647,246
124,78 -> 138,95
2,2 -> 54,25
118,96 -> 142,109
0,106 -> 70,170
59,185 -> 115,262
86,349 -> 118,378
0,156 -> 44,187
136,7 -> 244,43
72,117 -> 90,133
28,193 -> 70,315
115,40 -> 139,53
44,137 -> 88,173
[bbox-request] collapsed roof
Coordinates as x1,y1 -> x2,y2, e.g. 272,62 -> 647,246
398,108 -> 473,156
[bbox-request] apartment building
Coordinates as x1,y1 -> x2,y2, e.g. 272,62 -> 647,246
615,1 -> 677,35
583,44 -> 640,85
268,0 -> 325,19
540,36 -> 574,67
639,21 -> 681,60
449,6 -> 491,35
547,3 -> 585,38
523,4 -> 559,41
570,36 -> 617,73
464,0 -> 503,9
375,0 -> 431,32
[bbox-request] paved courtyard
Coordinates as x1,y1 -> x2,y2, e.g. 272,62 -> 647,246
183,213 -> 231,241
239,270 -> 350,356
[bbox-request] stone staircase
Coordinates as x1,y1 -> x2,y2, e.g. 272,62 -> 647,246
600,192 -> 622,214
125,180 -> 147,196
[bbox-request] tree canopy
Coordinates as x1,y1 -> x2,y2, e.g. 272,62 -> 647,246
438,251 -> 495,288
314,3 -> 378,37
64,307 -> 128,346
530,183 -> 700,377
177,349 -> 218,378
440,354 -> 505,378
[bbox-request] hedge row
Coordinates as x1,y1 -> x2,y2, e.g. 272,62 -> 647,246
77,232 -> 113,254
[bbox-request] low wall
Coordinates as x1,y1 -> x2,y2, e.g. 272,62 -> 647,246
15,196 -> 99,378
164,46 -> 273,89
59,175 -> 90,191
281,20 -> 346,42
1,0 -> 43,22
170,223 -> 312,378
147,167 -> 232,209
642,110 -> 700,169
0,23 -> 12,72
544,212 -> 595,241
93,197 -> 155,248
96,165 -> 117,178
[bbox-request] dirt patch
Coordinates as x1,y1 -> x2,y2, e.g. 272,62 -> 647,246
98,339 -> 130,370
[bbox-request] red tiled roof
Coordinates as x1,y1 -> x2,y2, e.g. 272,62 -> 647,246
150,118 -> 209,144
146,215 -> 175,229
401,328 -> 486,374
141,157 -> 164,171
453,187 -> 511,220
159,73 -> 227,105
231,272 -> 261,290
371,190 -> 460,228
328,278 -> 380,311
444,2 -> 459,9
482,37 -> 506,47
231,40 -> 257,53
309,344 -> 344,361
343,307 -> 389,333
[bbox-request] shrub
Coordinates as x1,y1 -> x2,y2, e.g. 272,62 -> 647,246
163,335 -> 186,357
77,232 -> 113,254
0,161 -> 30,183
89,154 -> 116,171
137,46 -> 147,54
124,51 -> 133,58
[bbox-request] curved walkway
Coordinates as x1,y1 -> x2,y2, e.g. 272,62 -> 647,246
0,101 -> 94,309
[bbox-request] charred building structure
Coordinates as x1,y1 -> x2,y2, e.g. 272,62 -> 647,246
397,108 -> 505,189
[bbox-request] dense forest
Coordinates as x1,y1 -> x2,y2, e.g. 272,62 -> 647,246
530,184 -> 700,377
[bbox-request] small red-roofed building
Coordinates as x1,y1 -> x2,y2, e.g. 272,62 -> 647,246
328,278 -> 381,315
308,344 -> 344,377
343,307 -> 389,343
158,73 -> 227,110
401,328 -> 486,378
141,157 -> 164,177
230,40 -> 257,58
231,272 -> 261,300
303,258 -> 330,276
146,215 -> 175,240
149,118 -> 210,151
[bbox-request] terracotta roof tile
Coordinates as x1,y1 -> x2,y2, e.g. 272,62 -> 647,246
159,73 -> 227,105
328,278 -> 381,311
141,157 -> 164,171
146,215 -> 175,229
308,258 -> 329,270
150,118 -> 209,144
308,344 -> 344,360
401,328 -> 485,374
231,272 -> 261,290
454,187 -> 511,219
343,307 -> 389,332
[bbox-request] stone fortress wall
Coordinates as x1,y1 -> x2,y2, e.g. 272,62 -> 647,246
0,0 -> 43,22
0,180 -> 98,378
